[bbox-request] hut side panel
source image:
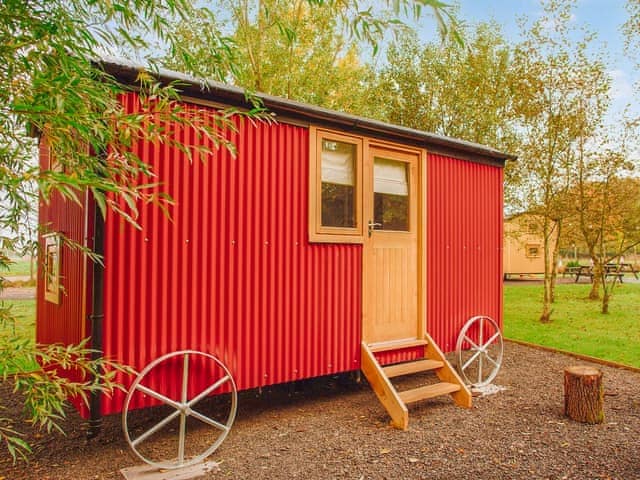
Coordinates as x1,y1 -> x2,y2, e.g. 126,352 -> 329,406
100,93 -> 362,415
36,135 -> 89,348
426,153 -> 503,352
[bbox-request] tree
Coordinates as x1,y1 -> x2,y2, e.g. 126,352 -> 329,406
572,124 -> 640,313
511,0 -> 610,322
374,23 -> 516,145
367,23 -> 523,205
163,0 -> 461,113
164,0 -> 370,111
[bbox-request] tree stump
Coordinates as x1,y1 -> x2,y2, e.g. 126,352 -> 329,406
564,366 -> 604,424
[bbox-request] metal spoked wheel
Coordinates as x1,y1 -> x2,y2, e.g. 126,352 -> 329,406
455,315 -> 503,387
122,350 -> 237,470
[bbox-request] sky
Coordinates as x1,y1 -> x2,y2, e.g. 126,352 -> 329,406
416,0 -> 637,122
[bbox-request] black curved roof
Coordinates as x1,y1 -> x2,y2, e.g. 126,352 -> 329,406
100,57 -> 516,167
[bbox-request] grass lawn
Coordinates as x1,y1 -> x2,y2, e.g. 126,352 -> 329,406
3,258 -> 35,277
504,282 -> 640,368
0,299 -> 37,372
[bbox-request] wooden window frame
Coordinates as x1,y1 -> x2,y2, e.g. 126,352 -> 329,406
526,243 -> 541,258
43,232 -> 62,304
309,127 -> 364,243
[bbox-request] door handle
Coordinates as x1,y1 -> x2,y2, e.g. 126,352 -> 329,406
368,221 -> 382,237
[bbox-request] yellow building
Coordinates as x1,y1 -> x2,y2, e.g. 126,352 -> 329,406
503,214 -> 550,279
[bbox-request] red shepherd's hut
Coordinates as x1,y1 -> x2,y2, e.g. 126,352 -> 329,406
36,58 -> 511,454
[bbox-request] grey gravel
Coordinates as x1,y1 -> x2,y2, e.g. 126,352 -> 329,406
2,341 -> 639,479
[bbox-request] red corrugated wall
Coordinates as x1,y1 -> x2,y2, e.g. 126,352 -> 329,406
426,153 -> 503,353
36,136 -> 89,348
101,93 -> 362,415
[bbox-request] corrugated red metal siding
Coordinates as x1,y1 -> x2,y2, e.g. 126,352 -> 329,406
101,93 -> 362,415
426,153 -> 503,353
36,136 -> 89,348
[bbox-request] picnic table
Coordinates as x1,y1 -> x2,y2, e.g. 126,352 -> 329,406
569,263 -> 639,283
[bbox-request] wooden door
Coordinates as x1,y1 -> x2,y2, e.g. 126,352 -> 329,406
362,145 -> 421,345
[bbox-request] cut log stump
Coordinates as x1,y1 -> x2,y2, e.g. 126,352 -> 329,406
564,366 -> 604,424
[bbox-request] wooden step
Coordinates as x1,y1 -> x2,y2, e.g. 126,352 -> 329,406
398,382 -> 461,404
383,359 -> 444,378
368,339 -> 428,353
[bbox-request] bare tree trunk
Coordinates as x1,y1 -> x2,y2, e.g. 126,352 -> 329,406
588,258 -> 601,300
540,217 -> 553,323
540,273 -> 553,323
602,290 -> 610,314
550,221 -> 562,303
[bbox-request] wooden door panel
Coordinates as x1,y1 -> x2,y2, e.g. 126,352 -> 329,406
363,146 -> 420,345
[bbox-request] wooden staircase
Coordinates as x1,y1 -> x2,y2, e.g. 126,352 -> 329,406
361,333 -> 472,430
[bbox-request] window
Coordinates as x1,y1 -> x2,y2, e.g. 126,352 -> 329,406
321,139 -> 356,228
373,157 -> 409,231
526,244 -> 540,258
309,128 -> 363,243
43,233 -> 62,304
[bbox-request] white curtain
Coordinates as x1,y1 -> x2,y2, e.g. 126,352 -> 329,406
374,158 -> 408,196
321,141 -> 355,186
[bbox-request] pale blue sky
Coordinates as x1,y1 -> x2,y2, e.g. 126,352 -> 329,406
416,0 -> 636,122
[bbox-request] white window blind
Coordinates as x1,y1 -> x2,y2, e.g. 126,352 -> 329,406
374,157 -> 408,196
321,141 -> 355,186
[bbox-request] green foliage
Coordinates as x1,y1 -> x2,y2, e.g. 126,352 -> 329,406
372,23 -> 517,148
504,283 -> 640,368
163,0 -> 460,113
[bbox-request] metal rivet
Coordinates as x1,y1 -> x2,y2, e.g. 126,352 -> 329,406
144,237 -> 149,242
185,239 -> 189,243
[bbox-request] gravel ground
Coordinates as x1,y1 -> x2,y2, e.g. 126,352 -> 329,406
2,341 -> 639,480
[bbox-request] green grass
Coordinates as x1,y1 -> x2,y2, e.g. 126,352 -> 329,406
0,299 -> 37,372
4,258 -> 35,277
504,283 -> 640,368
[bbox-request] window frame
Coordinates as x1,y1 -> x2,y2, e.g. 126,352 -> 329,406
525,243 -> 541,258
43,232 -> 62,304
309,127 -> 364,243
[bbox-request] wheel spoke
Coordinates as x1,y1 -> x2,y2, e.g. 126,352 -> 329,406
479,317 -> 484,346
178,354 -> 190,464
189,408 -> 230,432
132,409 -> 181,447
462,349 -> 482,371
136,384 -> 181,410
483,351 -> 499,368
477,351 -> 483,384
181,353 -> 190,402
188,375 -> 231,408
463,335 -> 480,350
482,331 -> 501,348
